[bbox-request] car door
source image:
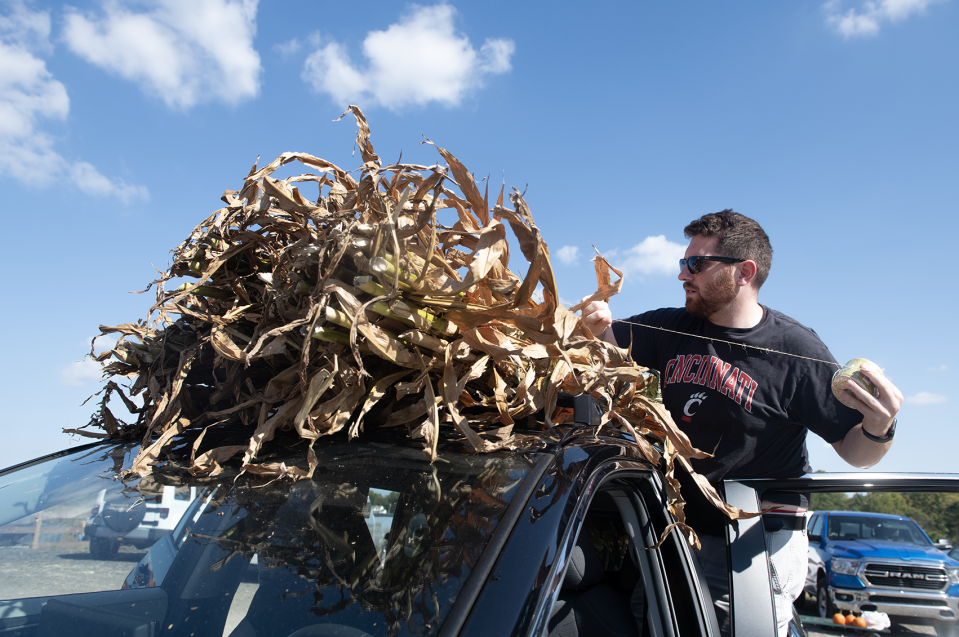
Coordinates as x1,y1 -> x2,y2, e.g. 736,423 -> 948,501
455,434 -> 720,637
725,473 -> 959,636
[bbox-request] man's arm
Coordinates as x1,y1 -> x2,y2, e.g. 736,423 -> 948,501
581,300 -> 619,346
830,363 -> 903,469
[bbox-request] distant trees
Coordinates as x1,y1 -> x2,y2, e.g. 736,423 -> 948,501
368,490 -> 400,514
809,490 -> 959,543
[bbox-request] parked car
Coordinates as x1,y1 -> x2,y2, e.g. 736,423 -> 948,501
84,483 -> 199,558
0,407 -> 957,636
805,509 -> 959,635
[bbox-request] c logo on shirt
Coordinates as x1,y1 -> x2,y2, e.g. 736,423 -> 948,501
684,392 -> 708,417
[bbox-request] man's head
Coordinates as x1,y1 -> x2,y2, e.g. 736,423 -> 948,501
683,210 -> 772,290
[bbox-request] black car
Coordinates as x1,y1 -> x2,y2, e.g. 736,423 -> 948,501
1,411 -> 957,637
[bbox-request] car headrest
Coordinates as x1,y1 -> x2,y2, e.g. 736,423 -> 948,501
563,532 -> 604,590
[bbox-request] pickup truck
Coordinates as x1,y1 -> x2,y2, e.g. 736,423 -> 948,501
83,484 -> 199,558
805,509 -> 959,635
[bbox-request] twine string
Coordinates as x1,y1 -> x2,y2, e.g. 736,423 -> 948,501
612,319 -> 843,369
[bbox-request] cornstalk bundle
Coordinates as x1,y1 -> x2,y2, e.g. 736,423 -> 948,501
75,107 -> 757,546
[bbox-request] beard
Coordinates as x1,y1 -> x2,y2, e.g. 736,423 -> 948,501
685,266 -> 737,319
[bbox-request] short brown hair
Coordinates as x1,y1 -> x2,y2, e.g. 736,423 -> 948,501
684,209 -> 773,289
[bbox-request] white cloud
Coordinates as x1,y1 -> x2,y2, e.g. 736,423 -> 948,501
0,0 -> 51,50
613,235 -> 686,277
928,364 -> 947,371
302,4 -> 514,109
69,161 -> 146,200
59,334 -> 119,386
905,391 -> 948,405
556,245 -> 580,266
823,0 -> 942,38
274,37 -> 301,57
63,0 -> 262,109
0,1 -> 146,201
60,358 -> 103,386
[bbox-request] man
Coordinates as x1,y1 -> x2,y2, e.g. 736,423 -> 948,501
581,210 -> 902,637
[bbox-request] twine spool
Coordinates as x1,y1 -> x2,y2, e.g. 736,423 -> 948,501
831,358 -> 881,408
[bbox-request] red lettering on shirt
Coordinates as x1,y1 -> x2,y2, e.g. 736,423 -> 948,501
711,360 -> 731,391
744,378 -> 759,412
669,356 -> 686,385
694,356 -> 713,385
735,371 -> 753,405
721,367 -> 740,398
663,359 -> 677,386
683,355 -> 701,383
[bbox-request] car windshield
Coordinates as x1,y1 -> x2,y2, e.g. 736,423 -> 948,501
825,515 -> 932,546
0,434 -> 544,637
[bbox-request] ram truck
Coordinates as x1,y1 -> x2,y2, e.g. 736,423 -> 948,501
806,509 -> 959,635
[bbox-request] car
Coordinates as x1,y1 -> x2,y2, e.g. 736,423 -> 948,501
804,509 -> 959,635
83,483 -> 199,559
0,402 -> 957,637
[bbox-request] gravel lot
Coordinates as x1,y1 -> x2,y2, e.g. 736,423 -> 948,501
0,543 -> 145,598
0,542 -> 257,637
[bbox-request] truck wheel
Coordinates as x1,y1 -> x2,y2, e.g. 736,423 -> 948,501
101,498 -> 146,534
90,537 -> 120,559
816,577 -> 834,618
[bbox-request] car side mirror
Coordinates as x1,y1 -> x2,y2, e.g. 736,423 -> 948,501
808,533 -> 821,543
935,538 -> 953,550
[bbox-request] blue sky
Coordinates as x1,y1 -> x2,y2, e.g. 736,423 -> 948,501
0,0 -> 955,474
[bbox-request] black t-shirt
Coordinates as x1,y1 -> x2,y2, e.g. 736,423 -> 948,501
611,306 -> 861,534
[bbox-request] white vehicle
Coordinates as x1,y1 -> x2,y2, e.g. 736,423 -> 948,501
84,484 -> 198,558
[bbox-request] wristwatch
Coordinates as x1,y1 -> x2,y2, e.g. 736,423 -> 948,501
862,418 -> 896,443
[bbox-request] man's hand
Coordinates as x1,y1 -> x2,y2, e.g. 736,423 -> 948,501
843,362 -> 903,438
580,300 -> 617,345
831,362 -> 904,468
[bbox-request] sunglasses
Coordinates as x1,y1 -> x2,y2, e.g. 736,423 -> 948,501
679,255 -> 745,274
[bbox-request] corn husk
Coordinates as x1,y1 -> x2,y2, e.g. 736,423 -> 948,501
73,106 -> 760,547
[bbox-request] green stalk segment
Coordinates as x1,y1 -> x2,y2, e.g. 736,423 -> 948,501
324,306 -> 354,329
368,256 -> 418,292
356,280 -> 457,335
311,327 -> 350,345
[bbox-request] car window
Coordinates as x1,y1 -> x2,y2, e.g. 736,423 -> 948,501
825,515 -> 932,546
0,442 -> 150,598
0,436 -> 542,637
807,514 -> 822,538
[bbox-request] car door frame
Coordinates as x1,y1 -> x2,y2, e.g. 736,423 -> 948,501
724,472 -> 959,636
455,434 -> 720,637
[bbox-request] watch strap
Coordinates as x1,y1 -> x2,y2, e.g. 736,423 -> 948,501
862,418 -> 896,443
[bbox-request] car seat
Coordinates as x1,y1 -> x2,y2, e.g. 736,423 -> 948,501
547,531 -> 639,637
